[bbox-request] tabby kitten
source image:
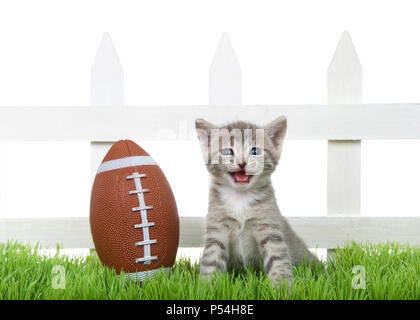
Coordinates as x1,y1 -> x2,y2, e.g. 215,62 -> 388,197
195,116 -> 318,285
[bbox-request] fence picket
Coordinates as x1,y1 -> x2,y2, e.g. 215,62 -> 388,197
328,31 -> 362,215
90,33 -> 124,182
209,33 -> 242,106
327,31 -> 362,256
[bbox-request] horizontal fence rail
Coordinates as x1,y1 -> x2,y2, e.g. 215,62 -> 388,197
0,217 -> 419,249
1,104 -> 420,140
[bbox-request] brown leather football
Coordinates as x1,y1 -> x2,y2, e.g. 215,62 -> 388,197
90,139 -> 179,280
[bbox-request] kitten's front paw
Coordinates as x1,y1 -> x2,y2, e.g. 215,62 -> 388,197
200,272 -> 214,283
199,272 -> 216,297
269,273 -> 293,299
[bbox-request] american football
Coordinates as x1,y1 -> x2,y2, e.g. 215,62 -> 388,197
90,139 -> 179,281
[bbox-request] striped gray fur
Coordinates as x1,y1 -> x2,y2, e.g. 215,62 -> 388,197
195,116 -> 320,285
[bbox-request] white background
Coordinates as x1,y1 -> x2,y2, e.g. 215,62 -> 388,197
0,1 -> 420,258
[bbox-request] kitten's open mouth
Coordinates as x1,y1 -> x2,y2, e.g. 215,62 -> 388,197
230,170 -> 252,184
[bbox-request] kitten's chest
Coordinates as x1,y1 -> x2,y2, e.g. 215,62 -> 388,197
218,188 -> 263,266
218,187 -> 260,224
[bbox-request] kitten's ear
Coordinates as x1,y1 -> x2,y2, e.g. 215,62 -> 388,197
195,118 -> 218,148
195,118 -> 218,132
264,116 -> 287,150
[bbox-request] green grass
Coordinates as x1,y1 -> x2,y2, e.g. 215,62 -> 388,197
0,241 -> 418,300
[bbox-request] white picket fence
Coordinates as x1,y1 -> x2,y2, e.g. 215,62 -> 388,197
0,31 -> 419,249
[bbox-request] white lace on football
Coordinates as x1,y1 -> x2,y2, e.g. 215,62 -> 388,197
129,189 -> 150,195
126,268 -> 170,282
132,205 -> 154,212
127,172 -> 157,265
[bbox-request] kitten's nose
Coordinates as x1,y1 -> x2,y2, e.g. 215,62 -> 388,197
238,163 -> 246,170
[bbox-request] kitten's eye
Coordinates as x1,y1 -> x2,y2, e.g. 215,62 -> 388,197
250,147 -> 262,155
221,148 -> 234,156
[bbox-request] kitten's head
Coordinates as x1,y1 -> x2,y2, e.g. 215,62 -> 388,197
195,116 -> 287,190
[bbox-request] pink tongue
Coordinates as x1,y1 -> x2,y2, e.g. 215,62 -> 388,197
234,171 -> 249,182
